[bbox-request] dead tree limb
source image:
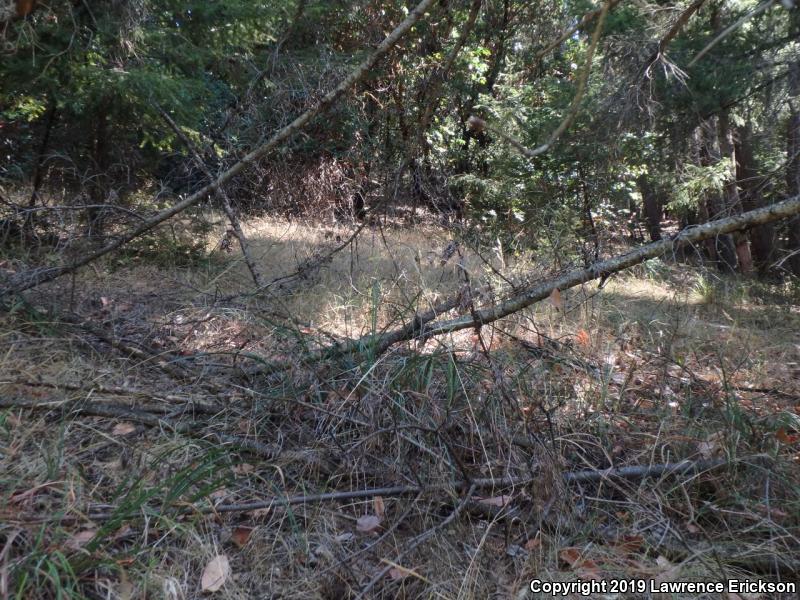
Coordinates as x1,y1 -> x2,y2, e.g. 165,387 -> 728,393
0,0 -> 439,298
17,456 -> 762,523
408,196 -> 800,340
0,395 -> 314,464
155,104 -> 265,287
249,195 -> 800,374
533,0 -> 622,63
641,0 -> 707,78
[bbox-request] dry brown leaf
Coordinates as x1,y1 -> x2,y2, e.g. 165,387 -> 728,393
200,555 -> 230,593
549,288 -> 564,312
476,495 -> 512,508
524,536 -> 541,550
558,547 -> 584,567
356,514 -> 381,533
610,535 -> 644,556
232,463 -> 255,475
776,428 -> 799,445
388,567 -> 409,580
698,431 -> 725,459
575,329 -> 591,348
372,496 -> 385,518
558,547 -> 601,576
112,422 -> 137,436
66,529 -> 97,550
230,527 -> 253,548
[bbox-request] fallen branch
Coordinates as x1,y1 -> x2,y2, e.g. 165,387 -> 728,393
23,456 -> 750,523
250,195 -> 800,374
0,396 -> 281,461
155,104 -> 265,287
415,196 -> 800,340
0,0 -> 439,298
2,379 -> 226,413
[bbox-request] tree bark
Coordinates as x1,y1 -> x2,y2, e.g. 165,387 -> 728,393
26,102 -> 58,225
718,111 -> 753,273
787,53 -> 800,276
87,98 -> 112,240
699,119 -> 737,272
735,123 -> 775,273
636,175 -> 663,242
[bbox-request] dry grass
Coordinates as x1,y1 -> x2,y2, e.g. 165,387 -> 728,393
1,217 -> 799,599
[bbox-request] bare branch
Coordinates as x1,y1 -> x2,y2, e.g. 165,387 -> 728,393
251,195 -> 800,373
472,0 -> 611,160
155,104 -> 265,287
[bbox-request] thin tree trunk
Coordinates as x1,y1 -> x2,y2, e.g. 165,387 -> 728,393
87,99 -> 111,240
787,54 -> 800,276
699,118 -> 737,272
156,106 -> 265,288
735,123 -> 775,273
718,111 -> 753,273
25,102 -> 58,233
636,175 -> 663,242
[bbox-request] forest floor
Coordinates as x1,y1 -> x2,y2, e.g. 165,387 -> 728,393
1,216 -> 799,599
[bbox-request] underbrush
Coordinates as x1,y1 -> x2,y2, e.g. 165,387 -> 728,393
0,218 -> 798,599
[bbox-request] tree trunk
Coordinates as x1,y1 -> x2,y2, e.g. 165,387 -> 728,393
636,174 -> 663,242
717,112 -> 752,273
699,119 -> 737,272
87,99 -> 111,240
735,123 -> 775,274
787,56 -> 800,276
25,102 -> 58,236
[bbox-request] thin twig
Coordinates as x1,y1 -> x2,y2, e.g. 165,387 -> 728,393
155,104 -> 265,288
11,457 -> 766,525
471,0 -> 611,159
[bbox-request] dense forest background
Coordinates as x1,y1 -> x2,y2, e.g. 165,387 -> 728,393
1,1 -> 800,598
2,0 -> 799,273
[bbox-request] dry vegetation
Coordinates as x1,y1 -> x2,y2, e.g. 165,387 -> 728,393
1,216 -> 799,599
